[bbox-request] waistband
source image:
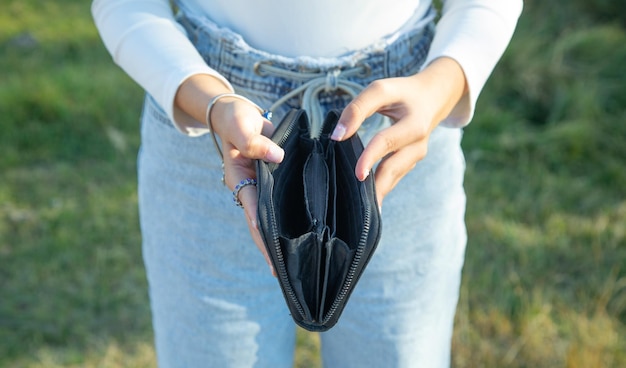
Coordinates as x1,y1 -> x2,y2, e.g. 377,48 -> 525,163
176,4 -> 436,136
177,6 -> 435,76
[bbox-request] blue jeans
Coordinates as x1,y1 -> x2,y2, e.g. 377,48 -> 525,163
138,6 -> 467,367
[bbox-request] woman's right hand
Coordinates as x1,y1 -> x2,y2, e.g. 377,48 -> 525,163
175,74 -> 284,275
212,96 -> 284,276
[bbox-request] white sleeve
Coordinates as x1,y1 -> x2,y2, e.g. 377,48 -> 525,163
423,0 -> 523,128
91,0 -> 233,136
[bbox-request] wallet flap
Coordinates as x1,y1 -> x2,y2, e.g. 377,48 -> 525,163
282,232 -> 322,323
319,237 -> 355,322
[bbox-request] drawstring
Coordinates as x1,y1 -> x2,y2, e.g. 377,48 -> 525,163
255,62 -> 384,138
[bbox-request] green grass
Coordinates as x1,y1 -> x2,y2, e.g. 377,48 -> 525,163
1,1 -> 624,367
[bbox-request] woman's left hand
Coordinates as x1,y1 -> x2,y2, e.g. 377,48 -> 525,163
331,57 -> 468,207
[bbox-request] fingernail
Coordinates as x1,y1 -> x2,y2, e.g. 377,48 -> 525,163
266,145 -> 284,163
358,169 -> 370,181
331,123 -> 347,141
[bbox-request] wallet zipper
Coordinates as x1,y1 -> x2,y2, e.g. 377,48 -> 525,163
268,111 -> 312,322
276,117 -> 298,148
322,194 -> 373,325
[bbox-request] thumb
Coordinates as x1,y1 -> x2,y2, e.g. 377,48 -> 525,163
232,133 -> 285,163
332,82 -> 388,141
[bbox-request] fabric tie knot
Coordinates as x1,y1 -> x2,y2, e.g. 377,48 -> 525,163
325,69 -> 341,92
255,62 -> 385,138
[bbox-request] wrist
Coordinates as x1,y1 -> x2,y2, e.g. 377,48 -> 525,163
174,73 -> 234,125
413,57 -> 468,125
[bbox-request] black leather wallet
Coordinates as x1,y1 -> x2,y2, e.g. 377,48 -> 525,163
256,109 -> 382,331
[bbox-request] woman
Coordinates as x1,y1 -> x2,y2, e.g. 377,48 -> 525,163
92,0 -> 522,366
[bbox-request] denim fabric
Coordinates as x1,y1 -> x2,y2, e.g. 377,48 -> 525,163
139,6 -> 467,367
175,5 -> 436,143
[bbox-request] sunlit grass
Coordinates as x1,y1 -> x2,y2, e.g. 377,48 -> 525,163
452,2 -> 626,366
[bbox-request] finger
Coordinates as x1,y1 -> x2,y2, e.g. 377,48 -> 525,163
261,118 -> 277,138
245,213 -> 276,277
221,143 -> 256,189
373,142 -> 428,205
236,181 -> 259,227
213,102 -> 284,163
355,120 -> 426,181
333,80 -> 396,141
238,180 -> 276,276
221,116 -> 285,163
227,125 -> 284,163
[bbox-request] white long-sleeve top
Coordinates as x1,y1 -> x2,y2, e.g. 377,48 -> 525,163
92,0 -> 522,134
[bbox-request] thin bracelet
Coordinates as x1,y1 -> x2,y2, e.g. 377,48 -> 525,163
205,93 -> 271,160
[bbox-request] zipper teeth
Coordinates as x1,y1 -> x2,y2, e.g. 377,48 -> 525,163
322,202 -> 372,325
276,118 -> 298,148
268,116 -> 306,319
267,195 -> 307,319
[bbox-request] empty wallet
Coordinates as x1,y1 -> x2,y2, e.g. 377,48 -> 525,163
256,109 -> 382,332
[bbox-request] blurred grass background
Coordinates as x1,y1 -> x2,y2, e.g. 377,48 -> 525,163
1,0 -> 624,367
